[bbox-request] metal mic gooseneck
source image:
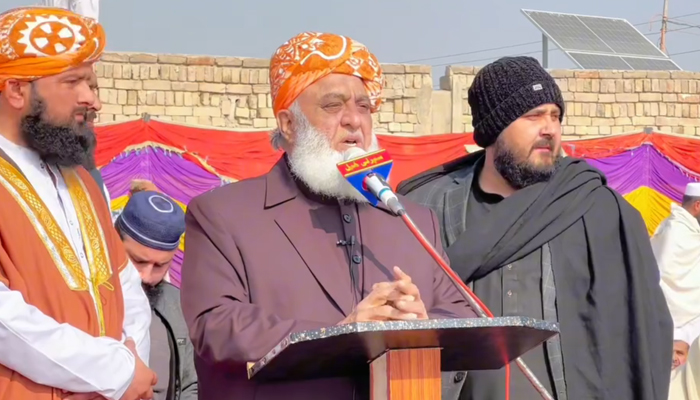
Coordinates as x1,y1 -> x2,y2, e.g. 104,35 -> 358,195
396,210 -> 554,400
338,148 -> 554,399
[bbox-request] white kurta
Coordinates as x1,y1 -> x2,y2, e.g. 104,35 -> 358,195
40,0 -> 99,21
652,203 -> 700,343
0,135 -> 151,400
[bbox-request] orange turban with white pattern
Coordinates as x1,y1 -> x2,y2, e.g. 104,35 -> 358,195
269,32 -> 384,117
0,7 -> 105,88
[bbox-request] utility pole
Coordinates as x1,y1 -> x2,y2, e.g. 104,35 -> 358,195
660,0 -> 670,54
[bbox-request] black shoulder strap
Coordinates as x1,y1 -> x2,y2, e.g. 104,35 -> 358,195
154,308 -> 179,400
166,327 -> 178,399
87,168 -> 109,204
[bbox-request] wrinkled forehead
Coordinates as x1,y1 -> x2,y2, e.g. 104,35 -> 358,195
300,73 -> 370,102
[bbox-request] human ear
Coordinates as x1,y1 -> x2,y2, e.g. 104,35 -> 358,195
276,109 -> 295,146
1,80 -> 29,110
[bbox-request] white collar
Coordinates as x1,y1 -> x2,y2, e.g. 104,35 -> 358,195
670,203 -> 700,233
0,134 -> 43,167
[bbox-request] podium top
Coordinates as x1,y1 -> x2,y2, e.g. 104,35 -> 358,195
248,316 -> 558,381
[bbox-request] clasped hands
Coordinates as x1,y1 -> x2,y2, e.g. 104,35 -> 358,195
62,338 -> 157,400
340,266 -> 428,324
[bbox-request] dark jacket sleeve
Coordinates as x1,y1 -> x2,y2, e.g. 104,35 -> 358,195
180,338 -> 198,400
425,208 -> 476,319
175,294 -> 198,400
618,197 -> 674,399
180,197 -> 329,369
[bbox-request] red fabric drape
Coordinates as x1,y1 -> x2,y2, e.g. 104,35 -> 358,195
379,133 -> 474,185
562,132 -> 700,175
95,120 -> 282,180
95,120 -> 475,187
95,119 -> 700,187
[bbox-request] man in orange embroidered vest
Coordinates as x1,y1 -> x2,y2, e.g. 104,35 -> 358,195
0,7 -> 156,400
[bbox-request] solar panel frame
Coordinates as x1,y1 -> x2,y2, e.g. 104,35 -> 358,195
575,16 -> 667,57
521,9 -> 683,71
620,56 -> 682,71
522,10 -> 612,53
566,52 -> 683,71
566,52 -> 631,70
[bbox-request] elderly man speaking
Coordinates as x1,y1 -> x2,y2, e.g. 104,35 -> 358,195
180,32 -> 475,400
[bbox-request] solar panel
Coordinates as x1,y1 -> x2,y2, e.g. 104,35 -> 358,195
568,52 -> 631,70
576,16 -> 666,57
523,11 -> 611,53
621,57 -> 681,70
522,9 -> 681,71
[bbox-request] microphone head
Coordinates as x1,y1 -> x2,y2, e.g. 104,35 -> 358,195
343,147 -> 367,162
336,148 -> 394,207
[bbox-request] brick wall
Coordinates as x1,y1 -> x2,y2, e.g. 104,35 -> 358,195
95,52 -> 700,138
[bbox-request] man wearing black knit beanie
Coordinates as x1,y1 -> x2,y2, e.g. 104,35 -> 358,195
398,56 -> 672,400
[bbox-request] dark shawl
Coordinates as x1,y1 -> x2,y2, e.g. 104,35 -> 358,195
398,153 -> 673,400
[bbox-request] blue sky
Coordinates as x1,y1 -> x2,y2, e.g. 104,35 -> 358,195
7,0 -> 699,83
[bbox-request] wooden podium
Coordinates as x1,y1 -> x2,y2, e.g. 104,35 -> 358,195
248,316 -> 558,400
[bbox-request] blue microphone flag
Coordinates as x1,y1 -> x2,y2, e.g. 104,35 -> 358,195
336,149 -> 393,206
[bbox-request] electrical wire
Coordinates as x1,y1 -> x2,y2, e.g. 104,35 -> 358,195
400,41 -> 540,64
397,11 -> 700,66
669,30 -> 700,37
672,48 -> 700,56
667,20 -> 700,29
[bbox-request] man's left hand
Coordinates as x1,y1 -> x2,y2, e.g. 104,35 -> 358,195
387,266 -> 428,320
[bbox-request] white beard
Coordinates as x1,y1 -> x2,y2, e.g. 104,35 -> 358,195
286,107 -> 380,203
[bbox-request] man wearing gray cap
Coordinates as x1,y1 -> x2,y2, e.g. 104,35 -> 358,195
116,190 -> 198,400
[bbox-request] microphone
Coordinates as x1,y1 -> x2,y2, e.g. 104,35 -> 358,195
337,147 -> 555,400
336,147 -> 406,215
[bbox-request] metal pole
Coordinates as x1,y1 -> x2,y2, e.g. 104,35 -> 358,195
660,0 -> 670,53
541,34 -> 549,68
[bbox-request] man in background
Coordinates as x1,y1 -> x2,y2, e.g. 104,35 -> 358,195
669,335 -> 700,400
117,188 -> 198,400
398,56 -> 672,400
652,182 -> 700,369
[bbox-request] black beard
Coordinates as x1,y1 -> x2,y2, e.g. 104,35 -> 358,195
142,282 -> 163,309
20,91 -> 97,169
493,136 -> 560,190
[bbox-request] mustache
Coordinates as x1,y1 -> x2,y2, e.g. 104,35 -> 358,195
75,108 -> 97,123
531,138 -> 554,151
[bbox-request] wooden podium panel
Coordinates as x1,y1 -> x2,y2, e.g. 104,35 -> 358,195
370,348 -> 441,400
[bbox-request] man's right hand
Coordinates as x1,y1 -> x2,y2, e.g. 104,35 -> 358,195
119,338 -> 157,400
338,282 -> 419,324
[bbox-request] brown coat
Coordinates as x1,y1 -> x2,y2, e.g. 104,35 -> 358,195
0,156 -> 127,400
180,158 -> 475,400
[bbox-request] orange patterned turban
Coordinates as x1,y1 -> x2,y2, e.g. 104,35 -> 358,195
0,7 -> 105,88
269,32 -> 384,117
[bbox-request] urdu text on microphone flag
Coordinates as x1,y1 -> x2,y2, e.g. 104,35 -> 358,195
337,148 -> 393,206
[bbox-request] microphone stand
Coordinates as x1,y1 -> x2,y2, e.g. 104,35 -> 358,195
396,209 -> 555,400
